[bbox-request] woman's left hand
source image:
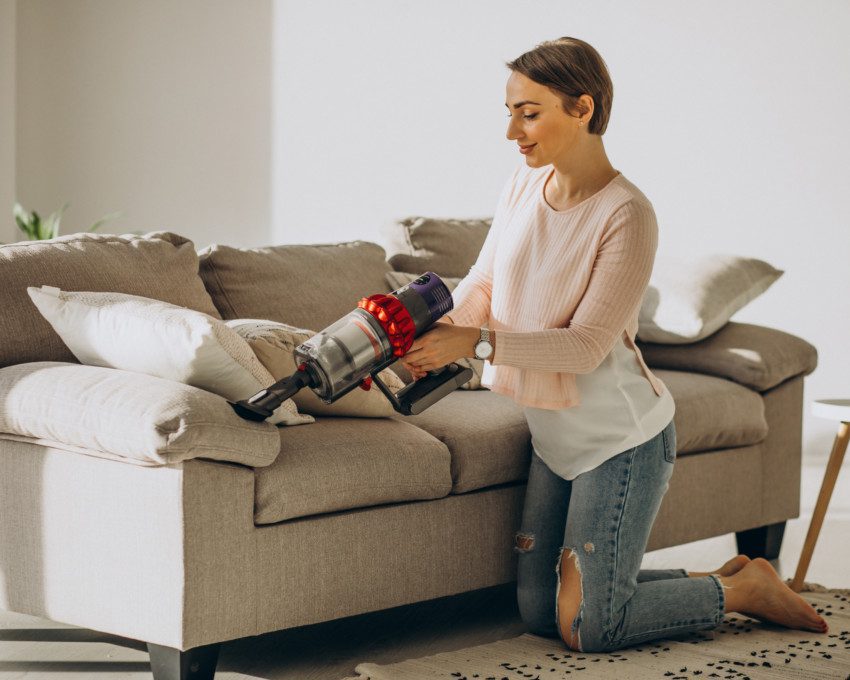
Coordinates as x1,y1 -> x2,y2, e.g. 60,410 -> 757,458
400,322 -> 477,379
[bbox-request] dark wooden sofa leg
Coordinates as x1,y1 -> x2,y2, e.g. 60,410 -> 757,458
735,521 -> 786,560
147,641 -> 221,680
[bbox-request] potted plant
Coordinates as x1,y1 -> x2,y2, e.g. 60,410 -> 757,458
12,202 -> 122,241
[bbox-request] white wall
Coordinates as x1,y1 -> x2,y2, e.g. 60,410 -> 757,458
0,0 -> 14,243
273,0 -> 850,462
6,1 -> 848,462
15,0 -> 272,250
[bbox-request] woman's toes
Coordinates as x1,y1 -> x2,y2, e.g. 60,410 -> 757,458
718,554 -> 752,576
743,559 -> 830,633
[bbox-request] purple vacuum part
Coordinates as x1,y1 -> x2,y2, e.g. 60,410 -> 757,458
404,272 -> 454,325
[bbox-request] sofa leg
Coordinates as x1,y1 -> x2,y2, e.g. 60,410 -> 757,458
147,641 -> 221,680
735,521 -> 786,560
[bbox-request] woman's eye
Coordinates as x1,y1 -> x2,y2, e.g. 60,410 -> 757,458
506,113 -> 538,120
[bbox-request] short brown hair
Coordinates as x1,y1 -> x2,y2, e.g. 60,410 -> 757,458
506,37 -> 613,135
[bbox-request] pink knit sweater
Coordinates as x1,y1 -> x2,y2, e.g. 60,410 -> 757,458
447,162 -> 668,409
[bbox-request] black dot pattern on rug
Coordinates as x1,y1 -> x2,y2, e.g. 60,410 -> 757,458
439,592 -> 849,680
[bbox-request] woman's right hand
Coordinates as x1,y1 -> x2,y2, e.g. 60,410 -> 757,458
400,360 -> 427,380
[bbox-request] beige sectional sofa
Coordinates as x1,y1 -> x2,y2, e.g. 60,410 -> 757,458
0,228 -> 817,679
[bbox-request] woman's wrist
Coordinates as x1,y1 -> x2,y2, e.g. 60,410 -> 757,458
466,326 -> 496,358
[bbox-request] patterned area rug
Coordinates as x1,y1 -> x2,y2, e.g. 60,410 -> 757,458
341,582 -> 849,680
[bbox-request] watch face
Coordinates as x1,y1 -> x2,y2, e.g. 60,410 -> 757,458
475,341 -> 493,359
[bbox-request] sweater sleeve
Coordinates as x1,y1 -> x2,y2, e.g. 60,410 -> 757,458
491,198 -> 658,372
447,164 -> 524,328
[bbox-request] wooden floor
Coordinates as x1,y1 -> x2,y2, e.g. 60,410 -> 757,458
1,458 -> 847,680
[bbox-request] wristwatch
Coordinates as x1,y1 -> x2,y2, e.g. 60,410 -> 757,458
474,327 -> 494,360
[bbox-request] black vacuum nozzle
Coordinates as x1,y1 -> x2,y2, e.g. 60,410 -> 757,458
229,368 -> 315,421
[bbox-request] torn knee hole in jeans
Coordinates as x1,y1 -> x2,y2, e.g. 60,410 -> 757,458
514,532 -> 535,553
555,546 -> 586,651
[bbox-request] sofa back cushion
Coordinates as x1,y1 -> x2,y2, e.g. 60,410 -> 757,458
197,240 -> 394,330
0,231 -> 220,368
380,216 -> 492,277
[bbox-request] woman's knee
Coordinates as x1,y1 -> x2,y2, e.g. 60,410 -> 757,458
516,582 -> 559,638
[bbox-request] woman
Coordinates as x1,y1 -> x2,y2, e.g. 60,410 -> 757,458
400,36 -> 828,653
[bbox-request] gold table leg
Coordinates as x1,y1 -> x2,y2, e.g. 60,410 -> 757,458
789,421 -> 849,592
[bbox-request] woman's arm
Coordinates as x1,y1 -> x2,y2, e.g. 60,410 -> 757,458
444,271 -> 491,328
444,164 -> 526,328
489,199 -> 657,373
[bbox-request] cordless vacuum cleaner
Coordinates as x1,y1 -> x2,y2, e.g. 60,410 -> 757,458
229,272 -> 473,421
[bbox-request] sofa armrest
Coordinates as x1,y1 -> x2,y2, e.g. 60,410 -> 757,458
0,361 -> 281,467
636,322 -> 818,392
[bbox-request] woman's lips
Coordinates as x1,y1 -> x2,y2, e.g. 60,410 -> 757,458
519,144 -> 536,155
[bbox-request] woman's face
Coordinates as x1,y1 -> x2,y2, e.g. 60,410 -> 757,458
505,70 -> 590,166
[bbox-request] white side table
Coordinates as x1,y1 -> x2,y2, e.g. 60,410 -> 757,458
789,399 -> 850,592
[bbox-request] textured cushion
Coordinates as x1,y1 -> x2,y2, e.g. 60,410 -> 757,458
637,322 -> 818,392
389,369 -> 768,495
27,286 -> 313,427
0,362 -> 280,467
197,240 -> 394,332
637,254 -> 784,344
380,216 -> 492,278
0,231 -> 220,369
391,389 -> 534,494
253,416 -> 453,523
226,318 -> 407,418
385,270 -> 486,390
655,369 -> 768,453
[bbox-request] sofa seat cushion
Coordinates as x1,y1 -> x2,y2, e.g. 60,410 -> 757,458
253,416 -> 453,524
386,370 -> 767,495
390,389 -> 533,494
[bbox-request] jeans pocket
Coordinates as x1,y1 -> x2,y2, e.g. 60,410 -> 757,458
661,422 -> 677,464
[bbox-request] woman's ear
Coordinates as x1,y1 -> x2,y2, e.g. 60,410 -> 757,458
577,93 -> 594,121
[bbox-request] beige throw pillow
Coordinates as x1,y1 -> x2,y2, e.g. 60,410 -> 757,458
385,271 -> 485,390
637,254 -> 784,344
226,319 -> 409,417
26,286 -> 314,427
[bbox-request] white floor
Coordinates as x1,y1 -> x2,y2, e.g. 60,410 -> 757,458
0,458 -> 848,680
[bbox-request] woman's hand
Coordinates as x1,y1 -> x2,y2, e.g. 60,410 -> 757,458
400,321 -> 478,380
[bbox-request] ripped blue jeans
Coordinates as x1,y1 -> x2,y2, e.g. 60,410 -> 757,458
513,418 -> 726,652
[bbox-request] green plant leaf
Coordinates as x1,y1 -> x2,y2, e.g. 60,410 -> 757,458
12,202 -> 29,223
87,210 -> 122,232
13,203 -> 35,238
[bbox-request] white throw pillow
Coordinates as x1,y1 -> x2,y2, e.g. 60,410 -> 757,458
226,318 -> 409,417
384,271 -> 485,390
636,254 -> 784,344
0,361 -> 281,467
26,286 -> 314,427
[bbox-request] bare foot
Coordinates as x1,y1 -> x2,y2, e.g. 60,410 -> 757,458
716,554 -> 751,577
731,558 -> 828,633
688,554 -> 751,578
